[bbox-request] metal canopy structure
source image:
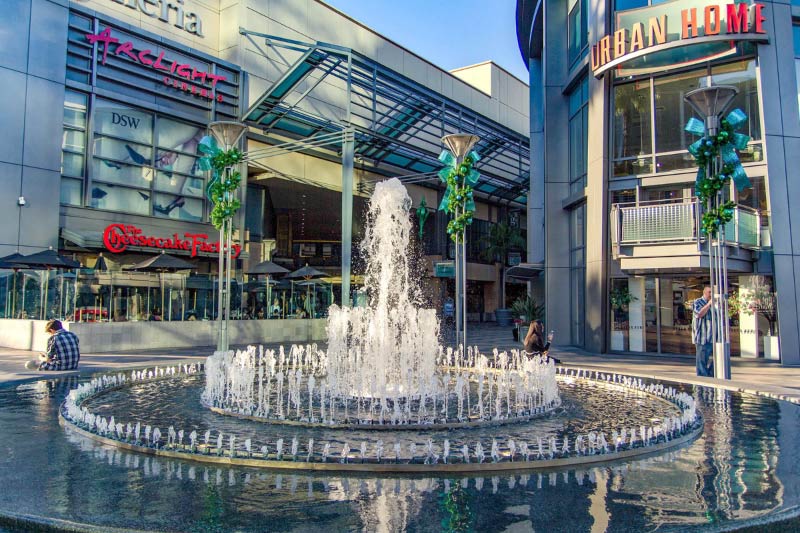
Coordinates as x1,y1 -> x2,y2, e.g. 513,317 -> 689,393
240,30 -> 530,205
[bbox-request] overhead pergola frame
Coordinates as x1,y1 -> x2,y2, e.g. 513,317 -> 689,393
240,29 -> 531,205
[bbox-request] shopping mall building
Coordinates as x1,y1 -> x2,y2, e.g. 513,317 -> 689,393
0,0 -> 530,350
517,0 -> 800,365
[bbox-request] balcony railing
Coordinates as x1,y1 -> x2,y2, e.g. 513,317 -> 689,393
611,199 -> 761,251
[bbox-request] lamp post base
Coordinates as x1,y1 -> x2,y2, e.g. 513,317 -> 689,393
714,342 -> 731,380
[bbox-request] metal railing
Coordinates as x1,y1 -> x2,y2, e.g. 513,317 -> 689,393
611,199 -> 761,254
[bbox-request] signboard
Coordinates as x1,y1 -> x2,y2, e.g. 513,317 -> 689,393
86,28 -> 227,103
434,261 -> 455,278
76,0 -> 204,37
507,252 -> 522,267
591,0 -> 768,78
103,223 -> 241,258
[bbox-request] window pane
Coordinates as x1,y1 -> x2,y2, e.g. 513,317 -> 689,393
794,25 -> 800,56
655,152 -> 696,173
94,100 -> 153,144
154,150 -> 204,176
153,193 -> 204,222
94,136 -> 152,164
64,91 -> 87,128
711,60 -> 761,141
568,0 -> 582,63
61,152 -> 84,177
154,171 -> 204,197
613,81 -> 652,161
92,158 -> 153,188
89,184 -> 150,215
156,117 -> 205,153
60,178 -> 82,206
62,129 -> 85,152
654,67 -> 705,154
615,0 -> 647,10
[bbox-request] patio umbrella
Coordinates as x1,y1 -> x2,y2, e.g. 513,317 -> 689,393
0,253 -> 24,318
126,252 -> 194,320
247,261 -> 289,317
286,264 -> 326,317
6,249 -> 79,319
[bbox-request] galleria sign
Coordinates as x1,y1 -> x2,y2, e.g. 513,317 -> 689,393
103,224 -> 242,259
110,0 -> 203,36
592,1 -> 768,77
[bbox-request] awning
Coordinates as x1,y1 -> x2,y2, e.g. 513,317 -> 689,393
505,263 -> 544,280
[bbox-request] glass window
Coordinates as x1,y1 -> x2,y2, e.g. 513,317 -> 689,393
569,204 -> 586,346
711,60 -> 761,142
60,178 -> 82,206
153,193 -> 204,222
89,184 -> 150,215
92,158 -> 154,189
568,77 -> 589,193
61,90 -> 88,206
613,80 -> 652,176
93,137 -> 153,165
154,172 -> 205,197
568,0 -> 588,66
615,0 -> 648,10
653,67 -> 705,154
94,100 -> 153,144
156,117 -> 204,152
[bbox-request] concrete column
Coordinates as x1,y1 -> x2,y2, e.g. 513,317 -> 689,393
582,0 -> 610,353
528,56 -> 545,266
340,129 -> 354,306
738,275 -> 759,358
628,277 -> 646,352
757,1 -> 800,365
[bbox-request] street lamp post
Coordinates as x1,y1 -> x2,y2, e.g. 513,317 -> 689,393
441,133 -> 480,350
683,85 -> 739,380
207,121 -> 247,353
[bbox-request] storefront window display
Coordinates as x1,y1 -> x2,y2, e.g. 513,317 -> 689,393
61,96 -> 208,222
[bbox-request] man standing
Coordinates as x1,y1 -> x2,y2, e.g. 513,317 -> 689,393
24,320 -> 80,371
692,285 -> 715,377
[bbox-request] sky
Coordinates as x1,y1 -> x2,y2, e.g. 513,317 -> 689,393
324,0 -> 529,83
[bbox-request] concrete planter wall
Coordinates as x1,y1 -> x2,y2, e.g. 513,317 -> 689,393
0,319 -> 327,352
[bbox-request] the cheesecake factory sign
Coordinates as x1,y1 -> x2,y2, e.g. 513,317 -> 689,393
592,1 -> 768,77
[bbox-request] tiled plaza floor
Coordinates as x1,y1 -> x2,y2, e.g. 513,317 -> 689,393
1,322 -> 798,403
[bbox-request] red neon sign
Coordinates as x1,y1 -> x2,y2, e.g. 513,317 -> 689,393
86,28 -> 227,103
103,224 -> 241,259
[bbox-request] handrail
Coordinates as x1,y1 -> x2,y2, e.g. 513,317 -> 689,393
611,200 -> 761,249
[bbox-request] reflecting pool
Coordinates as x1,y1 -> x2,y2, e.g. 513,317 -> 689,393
1,374 -> 799,532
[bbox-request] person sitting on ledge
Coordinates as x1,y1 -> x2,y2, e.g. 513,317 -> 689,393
24,320 -> 81,371
523,319 -> 559,364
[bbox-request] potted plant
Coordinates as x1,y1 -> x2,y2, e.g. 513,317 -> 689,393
609,285 -> 636,351
740,279 -> 779,360
480,221 -> 525,326
510,295 -> 544,341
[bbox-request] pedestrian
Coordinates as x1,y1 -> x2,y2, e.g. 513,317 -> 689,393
24,320 -> 81,371
523,320 -> 559,363
692,285 -> 715,377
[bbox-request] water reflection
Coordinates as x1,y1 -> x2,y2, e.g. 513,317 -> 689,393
0,377 -> 798,531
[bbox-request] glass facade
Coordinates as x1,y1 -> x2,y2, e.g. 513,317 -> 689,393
568,77 -> 589,193
567,0 -> 588,66
613,60 -> 762,177
569,204 -> 586,345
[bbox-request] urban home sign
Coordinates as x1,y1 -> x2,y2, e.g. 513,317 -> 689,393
86,28 -> 226,103
103,223 -> 242,259
591,0 -> 768,77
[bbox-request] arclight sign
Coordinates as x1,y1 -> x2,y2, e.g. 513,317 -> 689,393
592,1 -> 768,77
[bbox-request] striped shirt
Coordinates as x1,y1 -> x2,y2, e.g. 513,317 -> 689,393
40,330 -> 80,370
692,297 -> 715,345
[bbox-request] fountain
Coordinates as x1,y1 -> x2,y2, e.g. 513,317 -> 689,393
201,179 -> 561,428
58,179 -> 702,473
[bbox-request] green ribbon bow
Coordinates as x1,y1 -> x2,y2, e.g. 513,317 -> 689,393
416,197 -> 429,239
685,109 -> 752,237
437,148 -> 481,242
685,108 -> 752,193
197,135 -> 244,229
197,135 -> 221,202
